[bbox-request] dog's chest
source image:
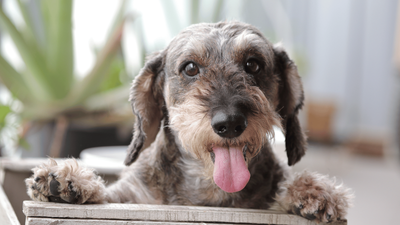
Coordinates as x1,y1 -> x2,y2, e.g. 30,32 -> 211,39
173,156 -> 238,206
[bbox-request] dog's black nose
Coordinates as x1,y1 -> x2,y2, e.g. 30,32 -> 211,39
211,111 -> 247,138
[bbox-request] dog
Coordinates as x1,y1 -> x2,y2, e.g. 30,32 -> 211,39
26,21 -> 352,223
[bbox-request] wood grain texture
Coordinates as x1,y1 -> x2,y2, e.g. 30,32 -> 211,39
26,217 -> 225,225
23,201 -> 347,225
0,185 -> 20,225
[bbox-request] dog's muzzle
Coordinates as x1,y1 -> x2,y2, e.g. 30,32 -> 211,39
209,110 -> 250,193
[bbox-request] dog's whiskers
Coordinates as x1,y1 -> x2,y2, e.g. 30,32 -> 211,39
243,144 -> 248,161
210,152 -> 215,163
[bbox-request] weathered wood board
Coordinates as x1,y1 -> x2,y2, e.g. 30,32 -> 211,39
23,201 -> 347,225
0,185 -> 20,225
26,218 -> 228,225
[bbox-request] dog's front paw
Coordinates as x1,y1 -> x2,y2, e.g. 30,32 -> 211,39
25,159 -> 106,204
25,159 -> 58,202
279,171 -> 353,223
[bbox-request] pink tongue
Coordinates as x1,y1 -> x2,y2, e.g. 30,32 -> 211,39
213,146 -> 250,193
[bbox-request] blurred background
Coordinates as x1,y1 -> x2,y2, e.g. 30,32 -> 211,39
0,0 -> 399,224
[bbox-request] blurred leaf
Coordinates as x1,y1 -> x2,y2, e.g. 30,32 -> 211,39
0,105 -> 11,128
16,0 -> 44,53
67,19 -> 125,107
99,56 -> 125,92
15,0 -> 33,34
43,0 -> 74,99
84,84 -> 130,111
40,0 -> 51,36
0,55 -> 35,103
212,0 -> 224,22
0,5 -> 51,101
107,0 -> 127,41
191,0 -> 200,24
25,1 -> 47,49
99,1 -> 127,92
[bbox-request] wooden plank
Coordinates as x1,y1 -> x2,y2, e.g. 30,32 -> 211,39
0,185 -> 20,225
23,201 -> 347,225
2,169 -> 30,225
26,217 -> 227,225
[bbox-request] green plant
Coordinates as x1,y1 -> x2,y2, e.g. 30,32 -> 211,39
0,0 -> 129,154
0,0 -> 127,119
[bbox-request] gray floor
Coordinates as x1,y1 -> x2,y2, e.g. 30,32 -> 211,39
292,144 -> 400,225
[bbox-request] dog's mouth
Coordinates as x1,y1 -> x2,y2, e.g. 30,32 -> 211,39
210,144 -> 250,193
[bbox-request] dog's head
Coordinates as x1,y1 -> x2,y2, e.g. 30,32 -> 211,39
124,21 -> 306,193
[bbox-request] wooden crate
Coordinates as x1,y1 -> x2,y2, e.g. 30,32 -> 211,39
23,201 -> 347,225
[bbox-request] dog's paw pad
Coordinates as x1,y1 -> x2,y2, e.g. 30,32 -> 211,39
65,181 -> 80,203
304,212 -> 317,221
326,213 -> 332,222
49,176 -> 61,196
47,174 -> 80,203
25,159 -> 59,202
291,198 -> 335,222
53,159 -> 106,204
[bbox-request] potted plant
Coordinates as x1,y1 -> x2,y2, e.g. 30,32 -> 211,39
0,0 -> 133,158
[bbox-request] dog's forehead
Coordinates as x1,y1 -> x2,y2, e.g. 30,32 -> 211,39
166,22 -> 274,69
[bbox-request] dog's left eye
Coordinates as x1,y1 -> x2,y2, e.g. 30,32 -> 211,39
184,62 -> 199,77
245,59 -> 260,74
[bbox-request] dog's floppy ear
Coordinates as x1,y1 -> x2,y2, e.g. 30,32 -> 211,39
273,44 -> 307,166
124,51 -> 166,166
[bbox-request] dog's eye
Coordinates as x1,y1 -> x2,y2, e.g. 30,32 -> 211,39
245,59 -> 260,74
184,62 -> 199,77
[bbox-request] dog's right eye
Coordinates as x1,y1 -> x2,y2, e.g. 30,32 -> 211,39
184,62 -> 199,77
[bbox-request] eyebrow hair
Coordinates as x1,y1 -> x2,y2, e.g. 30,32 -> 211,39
229,30 -> 274,67
233,30 -> 265,51
175,36 -> 220,68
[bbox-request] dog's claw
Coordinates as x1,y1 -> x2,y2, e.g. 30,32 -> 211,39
48,196 -> 68,203
243,145 -> 247,161
293,204 -> 303,216
305,213 -> 316,220
68,181 -> 73,191
326,213 -> 332,221
210,152 -> 215,163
